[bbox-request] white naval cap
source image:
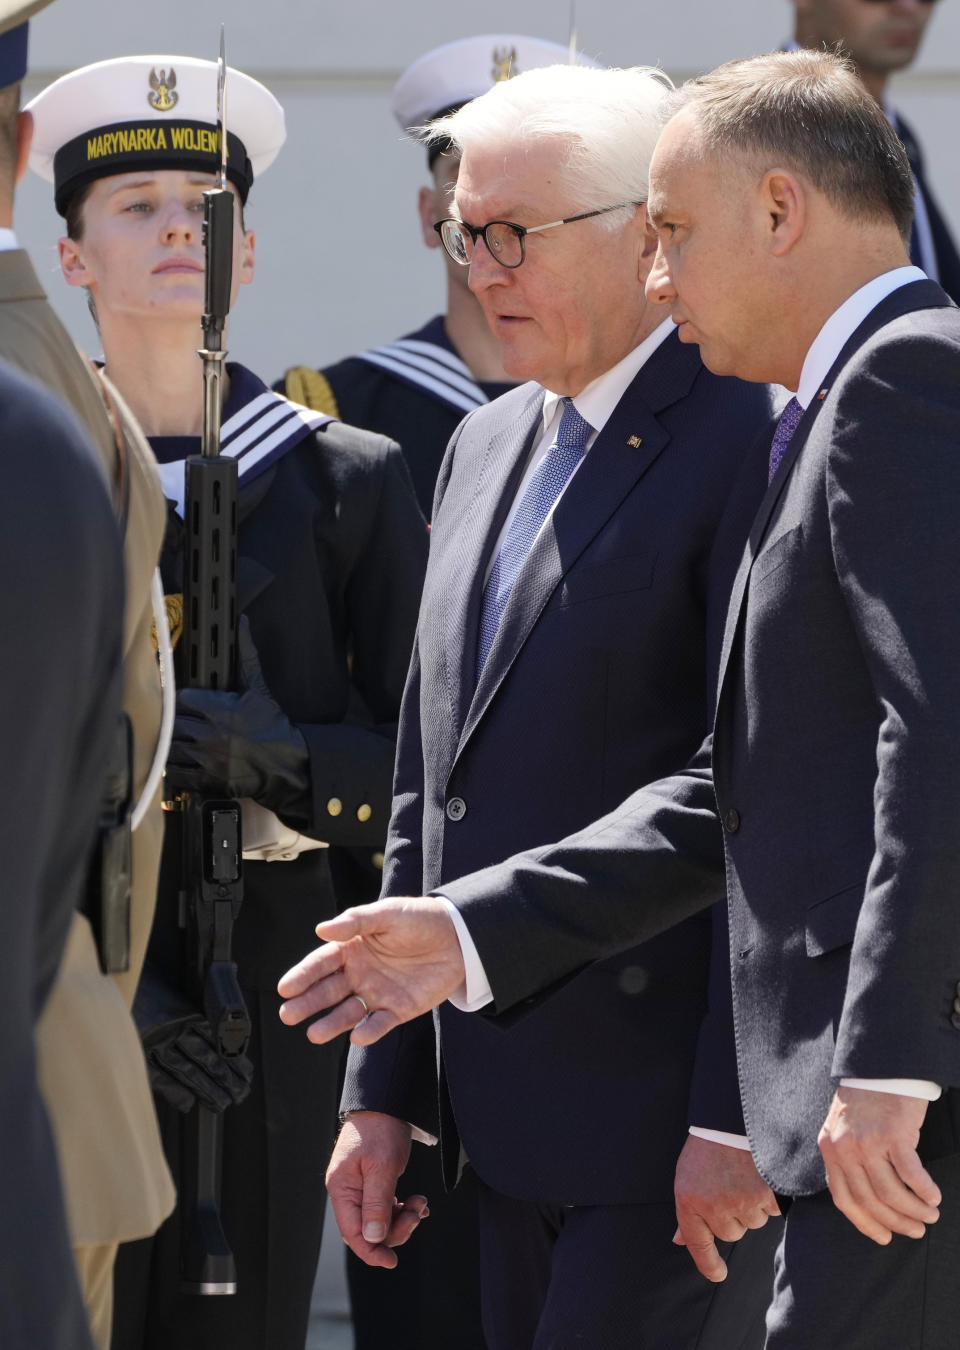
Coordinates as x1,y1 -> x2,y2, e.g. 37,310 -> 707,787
391,34 -> 602,133
25,54 -> 285,215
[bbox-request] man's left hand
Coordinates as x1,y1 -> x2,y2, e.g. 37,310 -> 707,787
277,897 -> 467,1045
673,1134 -> 781,1281
818,1085 -> 941,1243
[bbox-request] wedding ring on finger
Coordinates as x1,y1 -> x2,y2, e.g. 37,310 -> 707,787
353,994 -> 370,1020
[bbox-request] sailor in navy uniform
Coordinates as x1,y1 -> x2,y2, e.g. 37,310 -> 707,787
27,54 -> 427,1350
278,36 -> 602,519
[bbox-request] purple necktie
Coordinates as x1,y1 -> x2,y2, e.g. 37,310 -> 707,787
768,397 -> 804,483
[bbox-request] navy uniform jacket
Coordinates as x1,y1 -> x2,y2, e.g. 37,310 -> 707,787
277,316 -> 514,518
344,331 -> 778,1202
0,359 -> 123,1350
150,366 -> 428,991
443,281 -> 960,1198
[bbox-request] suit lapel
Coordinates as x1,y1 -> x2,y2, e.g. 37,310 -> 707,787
455,332 -> 699,763
714,279 -> 953,709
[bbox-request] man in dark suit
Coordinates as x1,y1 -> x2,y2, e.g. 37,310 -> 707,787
319,62 -> 780,1350
0,353 -> 124,1348
791,0 -> 960,301
280,48 -> 960,1349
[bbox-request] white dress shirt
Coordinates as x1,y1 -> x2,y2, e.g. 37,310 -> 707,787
0,227 -> 19,252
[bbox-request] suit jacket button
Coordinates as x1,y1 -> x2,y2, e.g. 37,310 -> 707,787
326,797 -> 343,817
356,803 -> 373,823
446,796 -> 467,822
723,808 -> 741,833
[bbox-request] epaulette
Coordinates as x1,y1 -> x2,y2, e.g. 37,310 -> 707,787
284,366 -> 340,418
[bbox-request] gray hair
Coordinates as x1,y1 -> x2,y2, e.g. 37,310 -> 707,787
670,49 -> 915,241
422,64 -> 673,228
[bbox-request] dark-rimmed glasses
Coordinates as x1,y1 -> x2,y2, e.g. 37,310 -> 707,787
434,201 -> 644,270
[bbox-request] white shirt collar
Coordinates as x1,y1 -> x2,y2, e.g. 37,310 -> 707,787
795,266 -> 926,409
0,228 -> 19,252
541,317 -> 675,435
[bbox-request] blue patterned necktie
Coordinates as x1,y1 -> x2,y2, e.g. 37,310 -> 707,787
476,397 -> 593,679
768,396 -> 804,483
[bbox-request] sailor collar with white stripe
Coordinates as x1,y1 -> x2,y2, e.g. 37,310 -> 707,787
355,315 -> 490,416
153,362 -> 332,515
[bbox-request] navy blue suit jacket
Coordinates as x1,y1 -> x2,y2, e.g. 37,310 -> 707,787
444,281 -> 960,1198
343,331 -> 777,1203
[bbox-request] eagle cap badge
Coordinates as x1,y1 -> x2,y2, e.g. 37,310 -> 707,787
148,66 -> 178,112
491,47 -> 518,83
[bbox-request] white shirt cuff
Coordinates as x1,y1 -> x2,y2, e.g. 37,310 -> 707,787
437,897 -> 494,1011
688,1126 -> 752,1151
343,1110 -> 437,1147
840,1077 -> 942,1101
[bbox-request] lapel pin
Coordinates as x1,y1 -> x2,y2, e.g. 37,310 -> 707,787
627,435 -> 643,448
817,388 -> 829,401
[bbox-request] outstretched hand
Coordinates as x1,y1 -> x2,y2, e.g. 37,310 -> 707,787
277,896 -> 467,1045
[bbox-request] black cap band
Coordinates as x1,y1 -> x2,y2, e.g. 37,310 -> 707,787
52,119 -> 253,216
425,102 -> 463,170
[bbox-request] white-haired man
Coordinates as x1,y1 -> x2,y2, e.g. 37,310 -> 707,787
319,63 -> 782,1349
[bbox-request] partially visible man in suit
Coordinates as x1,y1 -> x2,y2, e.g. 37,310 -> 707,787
790,0 -> 960,300
0,4 -> 174,1344
281,48 -> 960,1350
323,62 -> 781,1350
0,312 -> 124,1350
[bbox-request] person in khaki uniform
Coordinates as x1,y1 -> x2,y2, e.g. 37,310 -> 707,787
0,4 -> 174,1345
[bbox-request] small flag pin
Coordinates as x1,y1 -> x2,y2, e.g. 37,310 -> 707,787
627,435 -> 643,448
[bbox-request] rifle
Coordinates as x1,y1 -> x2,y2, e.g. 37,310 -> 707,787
178,29 -> 250,1296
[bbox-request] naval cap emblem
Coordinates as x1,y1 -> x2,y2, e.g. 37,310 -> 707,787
148,66 -> 178,112
491,47 -> 518,83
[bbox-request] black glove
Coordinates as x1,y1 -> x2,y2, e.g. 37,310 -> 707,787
134,965 -> 253,1115
165,617 -> 310,822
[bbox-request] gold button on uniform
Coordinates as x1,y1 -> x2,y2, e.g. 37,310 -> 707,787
326,797 -> 343,817
372,851 -> 385,870
356,803 -> 372,823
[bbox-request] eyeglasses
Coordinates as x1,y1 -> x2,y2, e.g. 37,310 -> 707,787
434,201 -> 644,270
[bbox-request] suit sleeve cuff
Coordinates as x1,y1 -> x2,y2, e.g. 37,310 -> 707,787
689,1126 -> 752,1151
840,1077 -> 942,1101
437,897 -> 494,1011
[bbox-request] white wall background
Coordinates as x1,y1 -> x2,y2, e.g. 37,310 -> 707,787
16,0 -> 960,383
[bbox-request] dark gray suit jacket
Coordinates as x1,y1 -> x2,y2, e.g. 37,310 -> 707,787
444,280 -> 960,1197
344,332 -> 777,1201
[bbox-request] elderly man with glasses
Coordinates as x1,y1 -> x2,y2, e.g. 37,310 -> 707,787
319,63 -> 782,1350
790,0 -> 960,300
